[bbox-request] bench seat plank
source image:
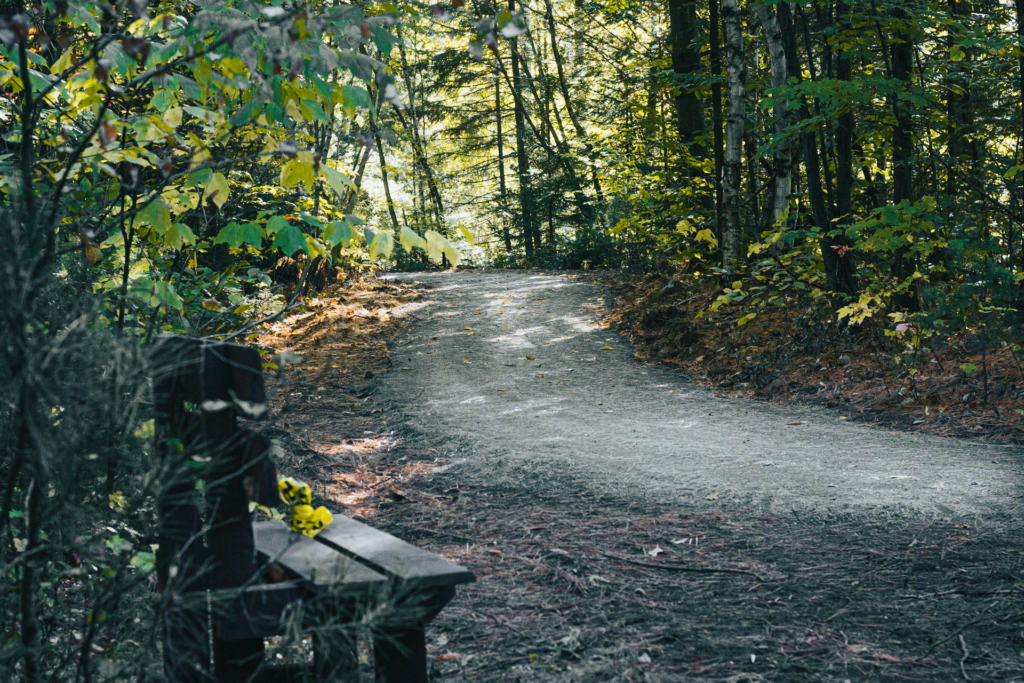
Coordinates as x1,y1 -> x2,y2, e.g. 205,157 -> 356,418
312,516 -> 476,588
254,521 -> 386,587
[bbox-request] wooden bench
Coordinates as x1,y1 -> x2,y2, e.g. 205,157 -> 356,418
214,519 -> 475,683
152,335 -> 474,682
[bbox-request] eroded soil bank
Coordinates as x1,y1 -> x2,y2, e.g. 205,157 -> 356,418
262,271 -> 1024,682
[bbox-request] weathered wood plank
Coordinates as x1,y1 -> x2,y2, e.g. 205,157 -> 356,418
312,517 -> 475,588
254,521 -> 386,587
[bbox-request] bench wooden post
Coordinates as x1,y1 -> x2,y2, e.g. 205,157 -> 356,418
153,336 -> 277,683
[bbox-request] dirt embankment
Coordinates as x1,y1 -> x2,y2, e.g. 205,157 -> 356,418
602,272 -> 1024,443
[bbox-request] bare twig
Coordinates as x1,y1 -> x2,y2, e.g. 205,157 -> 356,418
958,635 -> 970,681
600,552 -> 764,582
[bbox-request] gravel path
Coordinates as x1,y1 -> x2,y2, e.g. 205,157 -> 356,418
379,272 -> 1022,521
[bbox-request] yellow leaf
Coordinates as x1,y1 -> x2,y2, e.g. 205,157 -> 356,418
206,172 -> 229,209
400,226 -> 426,253
601,346 -> 614,350
695,229 -> 719,247
280,159 -> 315,192
285,100 -> 303,122
51,47 -> 74,76
163,107 -> 182,128
458,225 -> 474,246
84,245 -> 101,264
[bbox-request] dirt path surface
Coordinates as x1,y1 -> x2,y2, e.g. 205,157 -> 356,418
273,273 -> 1024,681
379,272 -> 1022,519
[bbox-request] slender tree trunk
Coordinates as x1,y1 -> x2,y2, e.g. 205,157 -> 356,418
375,134 -> 400,231
1017,0 -> 1024,270
835,0 -> 854,224
721,0 -> 745,273
891,4 -> 918,311
779,3 -> 856,296
711,0 -> 725,219
755,5 -> 792,231
509,3 -> 536,261
545,0 -> 605,206
496,74 -> 513,253
397,38 -> 445,231
668,0 -> 706,154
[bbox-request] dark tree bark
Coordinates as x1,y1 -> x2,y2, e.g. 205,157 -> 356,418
721,0 -> 745,272
375,134 -> 400,231
778,3 -> 856,296
509,0 -> 537,260
835,0 -> 854,223
755,5 -> 793,232
891,4 -> 918,311
496,74 -> 513,253
668,0 -> 706,155
710,0 -> 725,216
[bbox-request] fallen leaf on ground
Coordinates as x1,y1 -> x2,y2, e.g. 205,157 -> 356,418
706,492 -> 719,501
787,422 -> 804,426
505,363 -> 515,366
646,545 -> 664,557
526,356 -> 534,360
601,346 -> 614,350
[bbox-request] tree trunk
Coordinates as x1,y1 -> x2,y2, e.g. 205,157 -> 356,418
397,38 -> 446,231
721,0 -> 745,273
835,0 -> 854,224
710,0 -> 725,218
375,134 -> 400,231
778,3 -> 856,296
545,0 -> 605,207
668,0 -> 706,154
755,5 -> 792,230
496,74 -> 513,253
891,5 -> 917,311
1017,0 -> 1024,271
509,1 -> 537,260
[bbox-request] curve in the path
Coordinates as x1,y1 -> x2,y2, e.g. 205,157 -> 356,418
378,272 -> 1023,520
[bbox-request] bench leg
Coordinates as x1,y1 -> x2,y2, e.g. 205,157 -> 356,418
373,628 -> 427,683
213,636 -> 264,683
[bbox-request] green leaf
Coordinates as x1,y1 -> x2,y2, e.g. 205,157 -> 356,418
301,98 -> 328,121
341,85 -> 373,118
178,75 -> 202,99
273,223 -> 309,256
265,215 -> 290,236
228,98 -> 260,127
138,199 -> 172,235
150,89 -> 175,113
214,222 -> 262,249
164,223 -> 196,249
950,44 -> 965,62
321,165 -> 353,198
370,26 -> 401,57
324,221 -> 352,247
153,281 -> 183,310
369,231 -> 394,260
